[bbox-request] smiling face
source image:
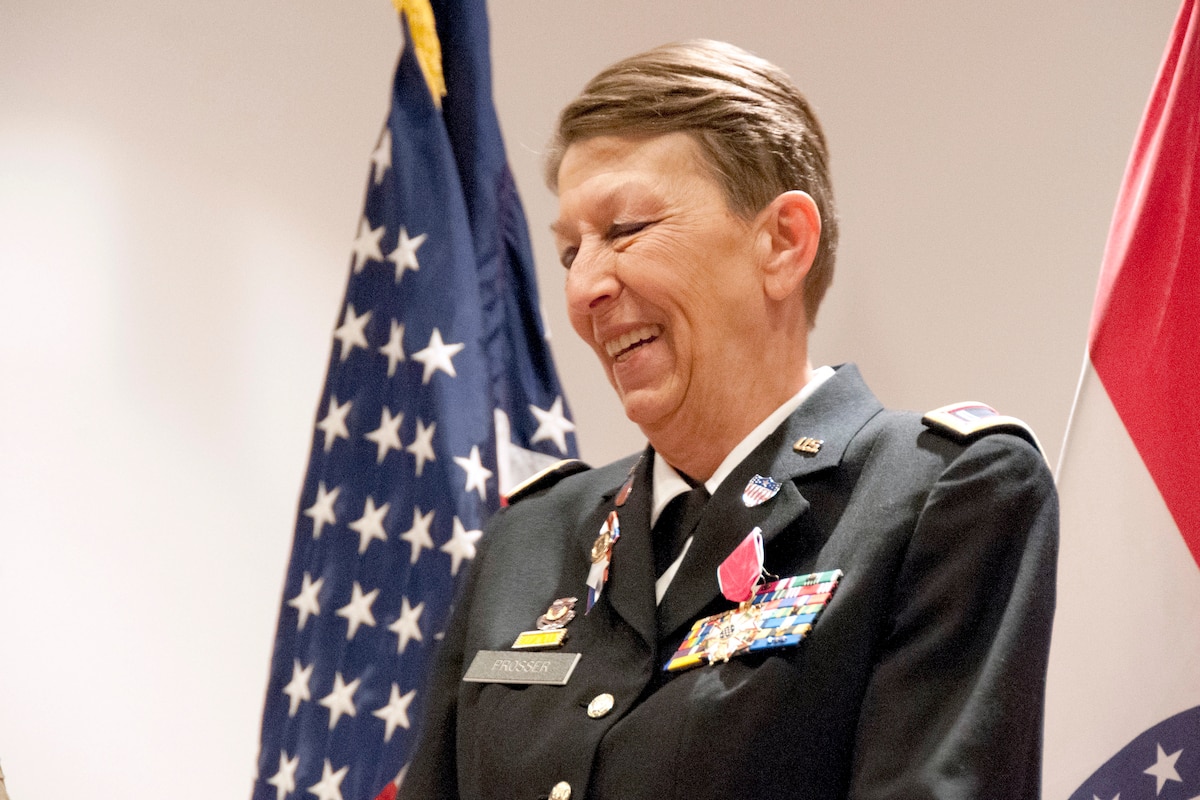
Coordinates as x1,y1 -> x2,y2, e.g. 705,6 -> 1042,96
554,132 -> 791,468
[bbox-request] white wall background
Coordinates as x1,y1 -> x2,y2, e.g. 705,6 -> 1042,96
0,2 -> 1179,798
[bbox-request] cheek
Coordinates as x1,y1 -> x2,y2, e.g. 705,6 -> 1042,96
566,308 -> 594,345
620,245 -> 702,308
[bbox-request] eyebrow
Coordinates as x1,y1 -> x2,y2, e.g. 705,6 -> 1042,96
549,184 -> 627,239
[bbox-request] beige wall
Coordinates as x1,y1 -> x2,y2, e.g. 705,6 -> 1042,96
0,2 -> 1179,798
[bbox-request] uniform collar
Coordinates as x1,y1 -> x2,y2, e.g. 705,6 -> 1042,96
649,366 -> 836,604
650,365 -> 835,526
653,363 -> 885,637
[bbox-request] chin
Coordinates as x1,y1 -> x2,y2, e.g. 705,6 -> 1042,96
616,389 -> 674,434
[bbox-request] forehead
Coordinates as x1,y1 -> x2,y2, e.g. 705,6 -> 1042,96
558,132 -> 716,188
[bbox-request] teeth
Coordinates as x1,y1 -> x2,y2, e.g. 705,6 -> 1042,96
605,325 -> 662,358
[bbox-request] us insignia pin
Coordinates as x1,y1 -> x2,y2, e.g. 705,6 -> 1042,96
793,436 -> 823,455
742,474 -> 781,507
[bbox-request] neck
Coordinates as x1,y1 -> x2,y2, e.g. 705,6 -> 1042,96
647,361 -> 814,481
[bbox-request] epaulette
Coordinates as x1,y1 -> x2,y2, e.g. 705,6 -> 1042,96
921,401 -> 1044,455
503,459 -> 591,506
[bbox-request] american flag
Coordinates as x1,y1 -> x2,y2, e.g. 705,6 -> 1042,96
250,3 -> 577,799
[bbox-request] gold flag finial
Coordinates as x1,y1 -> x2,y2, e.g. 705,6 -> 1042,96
391,0 -> 447,107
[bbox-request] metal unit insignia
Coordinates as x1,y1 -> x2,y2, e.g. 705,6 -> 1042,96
537,597 -> 578,630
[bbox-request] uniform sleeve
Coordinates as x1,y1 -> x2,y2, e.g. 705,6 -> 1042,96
849,434 -> 1059,800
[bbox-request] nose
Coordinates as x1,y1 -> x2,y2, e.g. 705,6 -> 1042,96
564,239 -> 621,317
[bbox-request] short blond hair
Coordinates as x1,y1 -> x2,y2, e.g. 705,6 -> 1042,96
546,40 -> 838,325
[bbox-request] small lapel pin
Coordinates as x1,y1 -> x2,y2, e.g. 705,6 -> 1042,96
615,474 -> 634,507
793,436 -> 823,455
742,474 -> 781,507
536,597 -> 578,630
615,457 -> 640,507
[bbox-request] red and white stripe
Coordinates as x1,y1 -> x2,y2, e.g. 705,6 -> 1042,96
1044,0 -> 1200,795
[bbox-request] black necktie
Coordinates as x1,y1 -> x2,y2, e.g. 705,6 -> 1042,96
652,484 -> 709,577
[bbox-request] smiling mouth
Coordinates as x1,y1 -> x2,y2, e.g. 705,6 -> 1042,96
605,324 -> 662,361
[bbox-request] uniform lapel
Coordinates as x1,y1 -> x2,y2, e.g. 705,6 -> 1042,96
596,449 -> 658,649
656,364 -> 884,640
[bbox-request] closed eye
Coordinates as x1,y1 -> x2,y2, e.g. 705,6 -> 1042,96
559,220 -> 656,270
608,220 -> 654,240
559,246 -> 578,270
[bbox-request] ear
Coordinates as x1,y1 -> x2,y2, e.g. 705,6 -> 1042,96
756,191 -> 821,302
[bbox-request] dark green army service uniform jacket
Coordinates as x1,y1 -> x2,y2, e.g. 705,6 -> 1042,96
400,364 -> 1059,800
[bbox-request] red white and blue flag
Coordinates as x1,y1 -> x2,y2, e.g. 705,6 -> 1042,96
741,474 -> 781,508
1045,1 -> 1200,797
250,3 -> 577,799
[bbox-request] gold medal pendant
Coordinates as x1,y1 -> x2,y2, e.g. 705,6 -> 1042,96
586,511 -> 620,612
591,529 -> 614,563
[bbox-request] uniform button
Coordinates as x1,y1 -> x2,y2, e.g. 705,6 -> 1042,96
587,692 -> 615,719
549,780 -> 571,800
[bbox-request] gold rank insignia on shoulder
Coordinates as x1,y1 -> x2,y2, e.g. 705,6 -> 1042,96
793,436 -> 823,455
922,402 -> 1044,454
